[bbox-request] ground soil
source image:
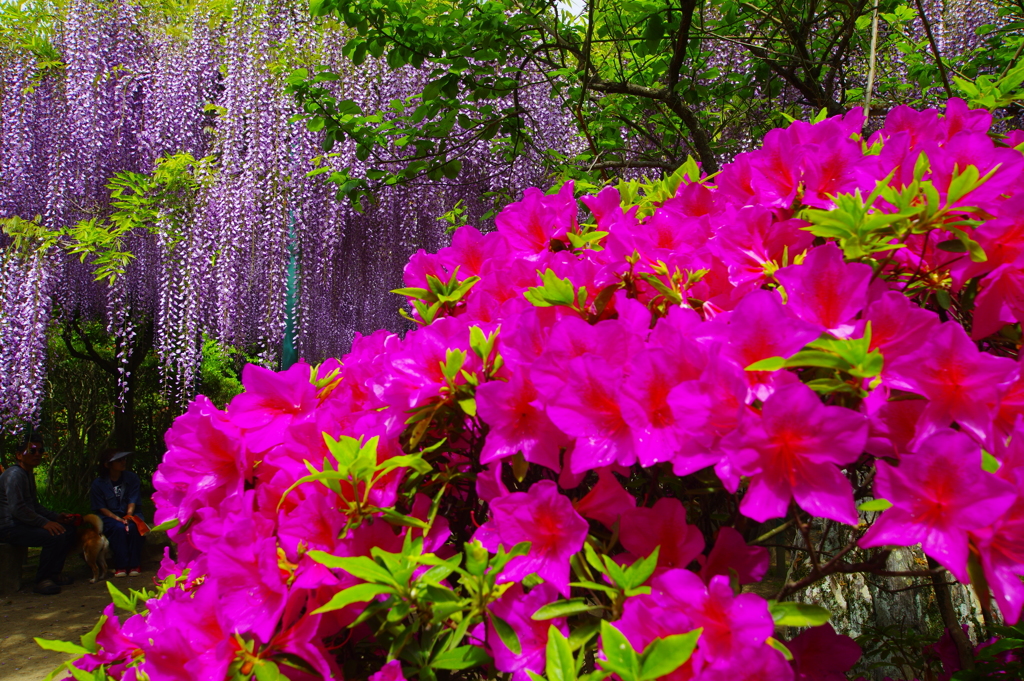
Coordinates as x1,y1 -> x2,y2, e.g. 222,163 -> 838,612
0,544 -> 163,681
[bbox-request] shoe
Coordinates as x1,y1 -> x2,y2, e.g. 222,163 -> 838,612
114,569 -> 127,578
128,568 -> 141,577
54,574 -> 74,586
34,579 -> 61,595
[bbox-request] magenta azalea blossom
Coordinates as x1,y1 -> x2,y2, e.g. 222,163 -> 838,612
698,527 -> 770,586
574,468 -> 636,530
546,355 -> 637,473
860,428 -> 1017,581
369,660 -> 407,681
722,382 -> 868,524
887,322 -> 1018,444
971,424 -> 1024,623
787,624 -> 862,681
495,182 -> 576,255
705,288 -> 821,376
474,480 -> 588,596
477,370 -> 569,471
774,242 -> 873,334
228,362 -> 319,453
619,498 -> 705,570
641,569 -> 774,665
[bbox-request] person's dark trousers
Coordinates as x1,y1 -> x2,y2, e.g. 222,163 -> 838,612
102,517 -> 142,569
0,522 -> 76,583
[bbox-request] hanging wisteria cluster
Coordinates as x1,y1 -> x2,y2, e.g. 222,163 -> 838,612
0,0 -> 576,428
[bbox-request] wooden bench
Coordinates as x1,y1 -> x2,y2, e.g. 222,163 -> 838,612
0,542 -> 27,595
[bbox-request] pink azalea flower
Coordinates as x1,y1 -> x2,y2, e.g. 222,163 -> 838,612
154,395 -> 249,534
619,346 -> 707,467
228,362 -> 320,453
574,468 -> 636,530
263,592 -> 342,680
696,645 -> 795,681
972,263 -> 1024,340
208,528 -> 290,642
127,585 -> 236,681
545,354 -> 637,473
619,498 -> 705,570
698,527 -> 769,586
438,226 -> 510,278
722,382 -> 867,524
486,582 -> 568,681
704,289 -> 821,377
73,604 -> 139,674
970,423 -> 1024,623
474,480 -> 588,596
709,208 -> 815,291
774,243 -> 873,335
787,624 -> 862,681
631,569 -> 774,667
495,182 -> 576,255
861,291 -> 940,363
369,660 -> 407,681
886,322 -> 1018,444
477,370 -> 569,471
860,428 -> 1017,582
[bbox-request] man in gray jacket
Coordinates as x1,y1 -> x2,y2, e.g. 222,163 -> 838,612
0,431 -> 76,594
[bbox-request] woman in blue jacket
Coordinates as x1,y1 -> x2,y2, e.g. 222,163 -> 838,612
90,448 -> 144,577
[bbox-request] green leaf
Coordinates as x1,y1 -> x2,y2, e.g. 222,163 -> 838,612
857,499 -> 893,512
532,598 -> 602,620
307,552 -> 398,586
431,644 -> 492,670
766,636 -> 794,661
491,613 -> 522,655
149,517 -> 180,532
34,638 -> 89,655
546,626 -> 576,681
599,621 -> 640,681
254,659 -> 284,681
768,601 -> 831,627
107,581 -> 136,613
621,547 -> 659,591
982,450 -> 1002,473
746,356 -> 786,372
79,614 -> 106,653
311,582 -> 394,614
638,630 -> 701,680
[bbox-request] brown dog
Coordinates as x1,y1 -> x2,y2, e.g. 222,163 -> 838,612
75,514 -> 110,583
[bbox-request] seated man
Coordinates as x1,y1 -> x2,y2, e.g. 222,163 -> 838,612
0,430 -> 76,595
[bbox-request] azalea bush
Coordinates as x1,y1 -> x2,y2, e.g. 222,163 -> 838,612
40,99 -> 1024,681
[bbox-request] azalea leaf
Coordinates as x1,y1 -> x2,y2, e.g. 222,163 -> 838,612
79,614 -> 107,653
34,638 -> 89,655
600,621 -> 640,681
491,612 -> 522,655
638,629 -> 701,680
857,499 -> 893,512
532,598 -> 603,620
307,551 -> 398,586
768,600 -> 831,627
621,547 -> 659,591
431,644 -> 492,670
766,636 -> 794,660
746,356 -> 786,372
149,517 -> 180,532
546,626 -> 575,681
311,583 -> 394,614
107,582 -> 136,613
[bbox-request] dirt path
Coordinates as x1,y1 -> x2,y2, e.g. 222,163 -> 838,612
0,548 -> 160,681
